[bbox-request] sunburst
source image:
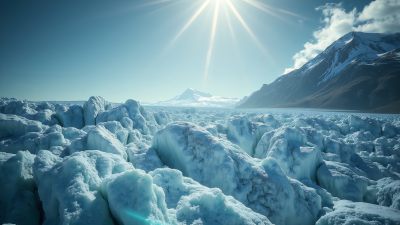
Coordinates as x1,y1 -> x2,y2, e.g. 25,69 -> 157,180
157,0 -> 302,82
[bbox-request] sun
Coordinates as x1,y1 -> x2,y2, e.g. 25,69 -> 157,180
162,0 -> 303,82
213,0 -> 230,3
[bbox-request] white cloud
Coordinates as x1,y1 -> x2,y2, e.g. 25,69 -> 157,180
284,0 -> 400,74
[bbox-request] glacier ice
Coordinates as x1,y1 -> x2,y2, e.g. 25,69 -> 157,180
153,122 -> 322,225
101,169 -> 173,225
86,125 -> 127,159
96,99 -> 157,135
33,150 -> 133,225
83,96 -> 111,126
175,189 -> 272,225
226,115 -> 274,155
54,104 -> 84,129
0,151 -> 40,225
316,200 -> 400,225
367,177 -> 400,210
255,126 -> 323,181
150,168 -> 273,225
317,161 -> 370,202
0,113 -> 46,139
0,97 -> 400,225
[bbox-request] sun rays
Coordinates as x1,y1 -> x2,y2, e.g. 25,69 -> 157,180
171,0 -> 211,44
149,0 -> 302,82
204,0 -> 221,81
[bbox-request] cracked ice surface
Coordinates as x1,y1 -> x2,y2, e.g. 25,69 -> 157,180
0,97 -> 399,225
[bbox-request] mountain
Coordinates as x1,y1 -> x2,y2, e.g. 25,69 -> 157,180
239,32 -> 400,113
154,88 -> 239,108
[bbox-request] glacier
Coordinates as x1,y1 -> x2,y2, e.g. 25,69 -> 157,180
0,96 -> 400,225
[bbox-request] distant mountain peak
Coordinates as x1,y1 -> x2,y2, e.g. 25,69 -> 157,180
154,88 -> 239,108
174,88 -> 212,101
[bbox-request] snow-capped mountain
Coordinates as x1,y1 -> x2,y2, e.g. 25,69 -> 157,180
239,32 -> 400,112
154,88 -> 239,107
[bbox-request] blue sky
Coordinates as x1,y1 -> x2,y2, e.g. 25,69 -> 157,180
0,0 -> 376,102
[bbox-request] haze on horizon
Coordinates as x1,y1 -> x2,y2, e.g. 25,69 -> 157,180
1,0 -> 397,103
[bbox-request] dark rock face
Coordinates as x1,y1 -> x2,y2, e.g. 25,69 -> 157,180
239,32 -> 400,113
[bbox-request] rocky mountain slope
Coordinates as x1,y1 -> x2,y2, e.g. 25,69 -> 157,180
239,32 -> 400,113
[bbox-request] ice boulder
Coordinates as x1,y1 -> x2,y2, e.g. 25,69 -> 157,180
150,168 -> 273,225
0,99 -> 58,125
126,143 -> 163,172
101,169 -> 173,225
0,99 -> 37,117
153,122 -> 322,225
371,178 -> 400,210
317,161 -> 370,201
99,121 -> 130,145
33,150 -> 133,225
96,99 -> 155,134
86,125 -> 127,159
226,116 -> 256,155
261,158 -> 322,225
382,122 -> 398,138
0,151 -> 40,225
348,115 -> 382,137
226,115 -> 275,156
322,137 -> 355,164
0,132 -> 42,154
316,200 -> 400,225
254,126 -> 307,158
153,111 -> 171,126
176,189 -> 273,225
83,96 -> 110,126
255,126 -> 323,181
253,114 -> 280,128
150,168 -> 210,208
62,126 -> 87,142
0,113 -> 46,139
54,104 -> 84,128
0,125 -> 79,155
38,125 -> 69,152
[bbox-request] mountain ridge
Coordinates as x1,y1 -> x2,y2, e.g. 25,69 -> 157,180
153,88 -> 239,108
239,32 -> 400,113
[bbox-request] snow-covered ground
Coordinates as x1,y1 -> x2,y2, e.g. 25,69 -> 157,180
1,96 -> 400,225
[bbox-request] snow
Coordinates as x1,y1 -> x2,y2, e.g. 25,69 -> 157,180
1,97 -> 400,225
153,88 -> 239,108
291,32 -> 400,84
